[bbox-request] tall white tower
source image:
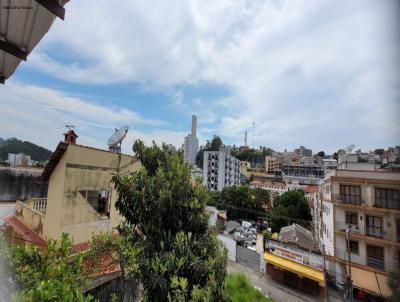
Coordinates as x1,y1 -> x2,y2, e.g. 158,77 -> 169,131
183,114 -> 199,165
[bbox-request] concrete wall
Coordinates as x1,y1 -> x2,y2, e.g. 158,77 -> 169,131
0,167 -> 47,201
15,201 -> 44,235
42,144 -> 141,243
218,234 -> 236,261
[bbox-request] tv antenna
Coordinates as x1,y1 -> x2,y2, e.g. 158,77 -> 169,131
107,126 -> 129,153
65,124 -> 75,131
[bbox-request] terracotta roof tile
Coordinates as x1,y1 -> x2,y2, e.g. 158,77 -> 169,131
4,216 -> 47,247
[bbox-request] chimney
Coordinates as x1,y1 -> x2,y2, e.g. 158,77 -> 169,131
63,130 -> 78,144
191,114 -> 197,137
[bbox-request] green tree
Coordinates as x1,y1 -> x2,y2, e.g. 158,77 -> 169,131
113,140 -> 227,301
210,135 -> 223,151
89,228 -> 141,302
215,185 -> 269,221
0,233 -> 93,302
387,269 -> 400,302
317,151 -> 325,157
270,190 -> 312,232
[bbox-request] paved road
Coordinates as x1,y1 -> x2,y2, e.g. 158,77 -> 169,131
227,260 -> 342,302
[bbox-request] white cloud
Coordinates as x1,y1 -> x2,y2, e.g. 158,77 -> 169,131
0,82 -> 177,152
14,0 -> 400,152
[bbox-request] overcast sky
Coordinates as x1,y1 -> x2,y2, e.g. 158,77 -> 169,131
1,0 -> 399,154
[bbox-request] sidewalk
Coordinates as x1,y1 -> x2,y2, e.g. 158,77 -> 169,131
227,260 -> 342,302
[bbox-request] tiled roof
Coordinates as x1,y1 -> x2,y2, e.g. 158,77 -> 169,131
83,252 -> 120,277
303,185 -> 319,193
4,216 -> 47,247
40,141 -> 68,182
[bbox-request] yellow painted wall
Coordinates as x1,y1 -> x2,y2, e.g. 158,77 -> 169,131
42,144 -> 140,243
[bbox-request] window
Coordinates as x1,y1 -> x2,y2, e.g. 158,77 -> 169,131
366,245 -> 384,270
345,212 -> 358,225
349,240 -> 359,254
366,215 -> 383,238
340,185 -> 361,205
79,189 -> 110,217
375,188 -> 400,210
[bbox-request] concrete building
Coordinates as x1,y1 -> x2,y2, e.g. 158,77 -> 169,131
183,115 -> 199,165
294,146 -> 312,158
265,156 -> 282,175
7,153 -> 32,167
316,163 -> 400,299
4,131 -> 141,245
282,164 -> 324,185
202,147 -> 240,191
322,159 -> 337,172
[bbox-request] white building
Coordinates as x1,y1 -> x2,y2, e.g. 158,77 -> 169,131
183,115 -> 199,165
316,162 -> 399,299
7,153 -> 32,167
202,147 -> 240,191
322,159 -> 337,172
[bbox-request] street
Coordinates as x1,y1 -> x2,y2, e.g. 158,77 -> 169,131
227,260 -> 342,302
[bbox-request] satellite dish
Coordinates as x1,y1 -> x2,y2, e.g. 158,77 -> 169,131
107,126 -> 129,153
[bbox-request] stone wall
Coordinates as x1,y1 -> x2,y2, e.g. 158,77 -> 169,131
0,167 -> 47,201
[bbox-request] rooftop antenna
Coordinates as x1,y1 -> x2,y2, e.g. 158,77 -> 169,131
65,124 -> 75,131
107,126 -> 129,153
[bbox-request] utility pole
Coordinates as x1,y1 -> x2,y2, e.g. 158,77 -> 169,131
345,229 -> 353,302
322,244 -> 328,302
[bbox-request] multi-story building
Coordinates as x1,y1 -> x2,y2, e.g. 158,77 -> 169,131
317,163 -> 400,300
183,115 -> 199,165
282,164 -> 324,185
265,156 -> 282,175
294,146 -> 312,158
7,153 -> 32,167
202,147 -> 240,191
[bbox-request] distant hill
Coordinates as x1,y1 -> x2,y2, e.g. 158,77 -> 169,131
0,138 -> 53,162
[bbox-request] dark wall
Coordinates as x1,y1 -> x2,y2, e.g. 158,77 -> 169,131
0,167 -> 48,201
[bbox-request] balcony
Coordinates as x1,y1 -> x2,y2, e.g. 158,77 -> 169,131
15,199 -> 47,236
335,221 -> 397,243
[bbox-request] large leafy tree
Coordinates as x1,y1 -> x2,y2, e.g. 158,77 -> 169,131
112,140 -> 227,301
0,233 -> 93,302
210,185 -> 269,221
270,190 -> 312,232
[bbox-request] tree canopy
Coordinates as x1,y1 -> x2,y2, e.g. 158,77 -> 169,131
0,138 -> 52,162
209,185 -> 270,221
112,140 -> 227,301
270,190 -> 312,232
0,233 -> 93,302
317,151 -> 325,157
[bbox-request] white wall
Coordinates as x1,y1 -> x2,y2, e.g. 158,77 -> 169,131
218,234 -> 236,261
322,200 -> 334,256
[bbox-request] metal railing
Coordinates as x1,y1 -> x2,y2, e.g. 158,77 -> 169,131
335,221 -> 396,241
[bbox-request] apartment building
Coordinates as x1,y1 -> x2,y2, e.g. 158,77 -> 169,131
265,156 -> 282,175
202,147 -> 240,191
318,164 -> 400,299
294,146 -> 313,158
4,131 -> 141,245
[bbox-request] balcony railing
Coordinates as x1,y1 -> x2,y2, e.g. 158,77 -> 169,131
26,198 -> 47,214
335,221 -> 396,241
332,194 -> 363,206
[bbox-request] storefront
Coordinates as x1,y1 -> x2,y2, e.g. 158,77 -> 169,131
264,251 -> 325,295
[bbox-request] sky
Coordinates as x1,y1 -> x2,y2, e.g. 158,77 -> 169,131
1,0 -> 399,154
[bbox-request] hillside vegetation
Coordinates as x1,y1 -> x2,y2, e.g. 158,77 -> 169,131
0,138 -> 52,162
